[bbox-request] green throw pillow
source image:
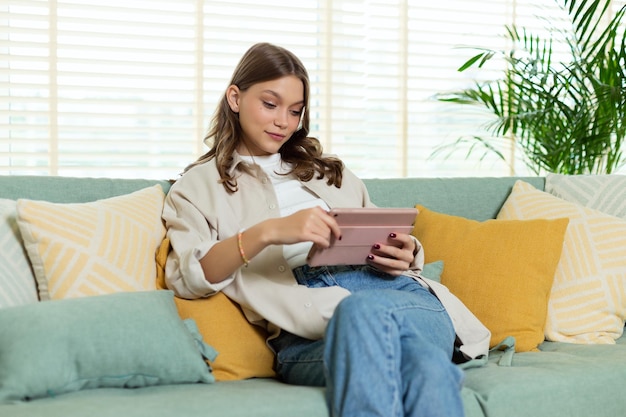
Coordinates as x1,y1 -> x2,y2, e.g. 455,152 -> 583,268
421,260 -> 444,283
0,290 -> 216,403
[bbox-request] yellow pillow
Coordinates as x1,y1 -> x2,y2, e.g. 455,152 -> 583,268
412,205 -> 568,352
156,238 -> 276,381
497,180 -> 626,344
17,185 -> 166,301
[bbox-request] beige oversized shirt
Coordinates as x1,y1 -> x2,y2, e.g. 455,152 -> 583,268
163,153 -> 490,360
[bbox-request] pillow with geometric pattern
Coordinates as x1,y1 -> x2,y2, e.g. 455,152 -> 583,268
545,174 -> 626,220
17,185 -> 166,300
0,199 -> 38,308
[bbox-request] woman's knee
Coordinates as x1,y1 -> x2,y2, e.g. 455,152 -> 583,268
336,287 -> 444,317
331,289 -> 455,351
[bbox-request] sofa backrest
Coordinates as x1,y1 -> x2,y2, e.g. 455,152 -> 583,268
363,176 -> 545,221
0,175 -> 545,221
0,176 -> 172,203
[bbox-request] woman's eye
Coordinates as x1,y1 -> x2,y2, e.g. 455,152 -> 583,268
262,101 -> 276,109
290,109 -> 303,117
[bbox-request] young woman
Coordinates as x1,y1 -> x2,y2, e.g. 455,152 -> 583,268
162,42 -> 489,417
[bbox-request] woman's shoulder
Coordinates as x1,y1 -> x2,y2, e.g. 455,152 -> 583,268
170,159 -> 220,190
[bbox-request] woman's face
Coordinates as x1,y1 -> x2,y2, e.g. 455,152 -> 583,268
227,75 -> 305,156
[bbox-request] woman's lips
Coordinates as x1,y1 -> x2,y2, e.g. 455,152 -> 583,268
266,132 -> 285,141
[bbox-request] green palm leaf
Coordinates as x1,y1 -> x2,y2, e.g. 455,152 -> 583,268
436,0 -> 626,175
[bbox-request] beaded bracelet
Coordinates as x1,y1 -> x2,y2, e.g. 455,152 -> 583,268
237,229 -> 250,267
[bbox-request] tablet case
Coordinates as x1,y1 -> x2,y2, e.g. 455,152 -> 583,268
306,207 -> 418,266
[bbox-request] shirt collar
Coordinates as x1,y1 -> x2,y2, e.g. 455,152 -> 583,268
227,151 -> 247,177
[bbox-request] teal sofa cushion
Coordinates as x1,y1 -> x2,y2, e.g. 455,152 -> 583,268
363,176 -> 545,221
2,337 -> 624,417
0,176 -> 171,203
0,379 -> 329,417
0,290 -> 216,403
461,337 -> 626,416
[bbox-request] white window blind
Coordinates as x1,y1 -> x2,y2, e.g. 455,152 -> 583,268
2,0 -> 625,179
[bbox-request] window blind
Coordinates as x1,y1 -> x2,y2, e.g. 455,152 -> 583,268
2,0 -> 624,179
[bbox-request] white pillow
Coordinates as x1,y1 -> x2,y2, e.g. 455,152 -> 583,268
0,199 -> 39,308
545,174 -> 626,220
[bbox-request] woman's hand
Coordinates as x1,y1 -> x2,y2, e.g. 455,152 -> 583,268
200,207 -> 339,284
265,206 -> 342,248
366,232 -> 417,276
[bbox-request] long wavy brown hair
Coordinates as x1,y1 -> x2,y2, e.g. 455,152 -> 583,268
183,42 -> 344,193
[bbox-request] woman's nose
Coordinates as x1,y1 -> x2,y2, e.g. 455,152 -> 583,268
274,111 -> 288,128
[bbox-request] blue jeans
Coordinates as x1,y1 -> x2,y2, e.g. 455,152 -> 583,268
270,265 -> 465,417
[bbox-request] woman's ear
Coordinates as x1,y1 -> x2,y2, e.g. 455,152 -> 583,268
226,85 -> 240,113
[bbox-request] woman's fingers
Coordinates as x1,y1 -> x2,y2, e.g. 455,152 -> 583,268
272,207 -> 339,247
367,233 -> 416,275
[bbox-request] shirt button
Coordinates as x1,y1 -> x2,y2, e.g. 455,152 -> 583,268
269,204 -> 276,209
278,265 -> 286,272
262,178 -> 268,184
304,302 -> 312,308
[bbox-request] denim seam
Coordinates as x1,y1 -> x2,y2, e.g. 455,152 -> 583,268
277,357 -> 323,365
383,309 -> 404,417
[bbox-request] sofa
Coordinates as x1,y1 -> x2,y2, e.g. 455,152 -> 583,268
1,174 -> 625,417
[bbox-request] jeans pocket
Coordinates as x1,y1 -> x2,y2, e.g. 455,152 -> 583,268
305,269 -> 341,288
293,265 -> 342,288
363,264 -> 395,280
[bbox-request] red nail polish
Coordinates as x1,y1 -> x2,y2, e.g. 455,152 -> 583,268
389,232 -> 396,238
373,244 -> 380,249
367,254 -> 374,260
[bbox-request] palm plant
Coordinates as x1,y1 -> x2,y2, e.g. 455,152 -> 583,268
437,0 -> 626,175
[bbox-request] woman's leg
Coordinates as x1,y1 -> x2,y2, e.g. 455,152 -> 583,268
324,288 -> 464,417
269,330 -> 326,387
275,265 -> 464,416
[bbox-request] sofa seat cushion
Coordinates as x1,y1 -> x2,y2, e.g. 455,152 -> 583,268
2,338 -> 625,417
0,379 -> 329,417
462,336 -> 626,417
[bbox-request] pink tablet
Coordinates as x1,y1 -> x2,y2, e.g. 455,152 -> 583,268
306,207 -> 419,267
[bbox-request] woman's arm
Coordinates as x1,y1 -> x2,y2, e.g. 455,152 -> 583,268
200,206 -> 342,283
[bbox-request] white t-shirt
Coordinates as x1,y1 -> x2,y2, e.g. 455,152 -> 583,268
240,154 -> 330,268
